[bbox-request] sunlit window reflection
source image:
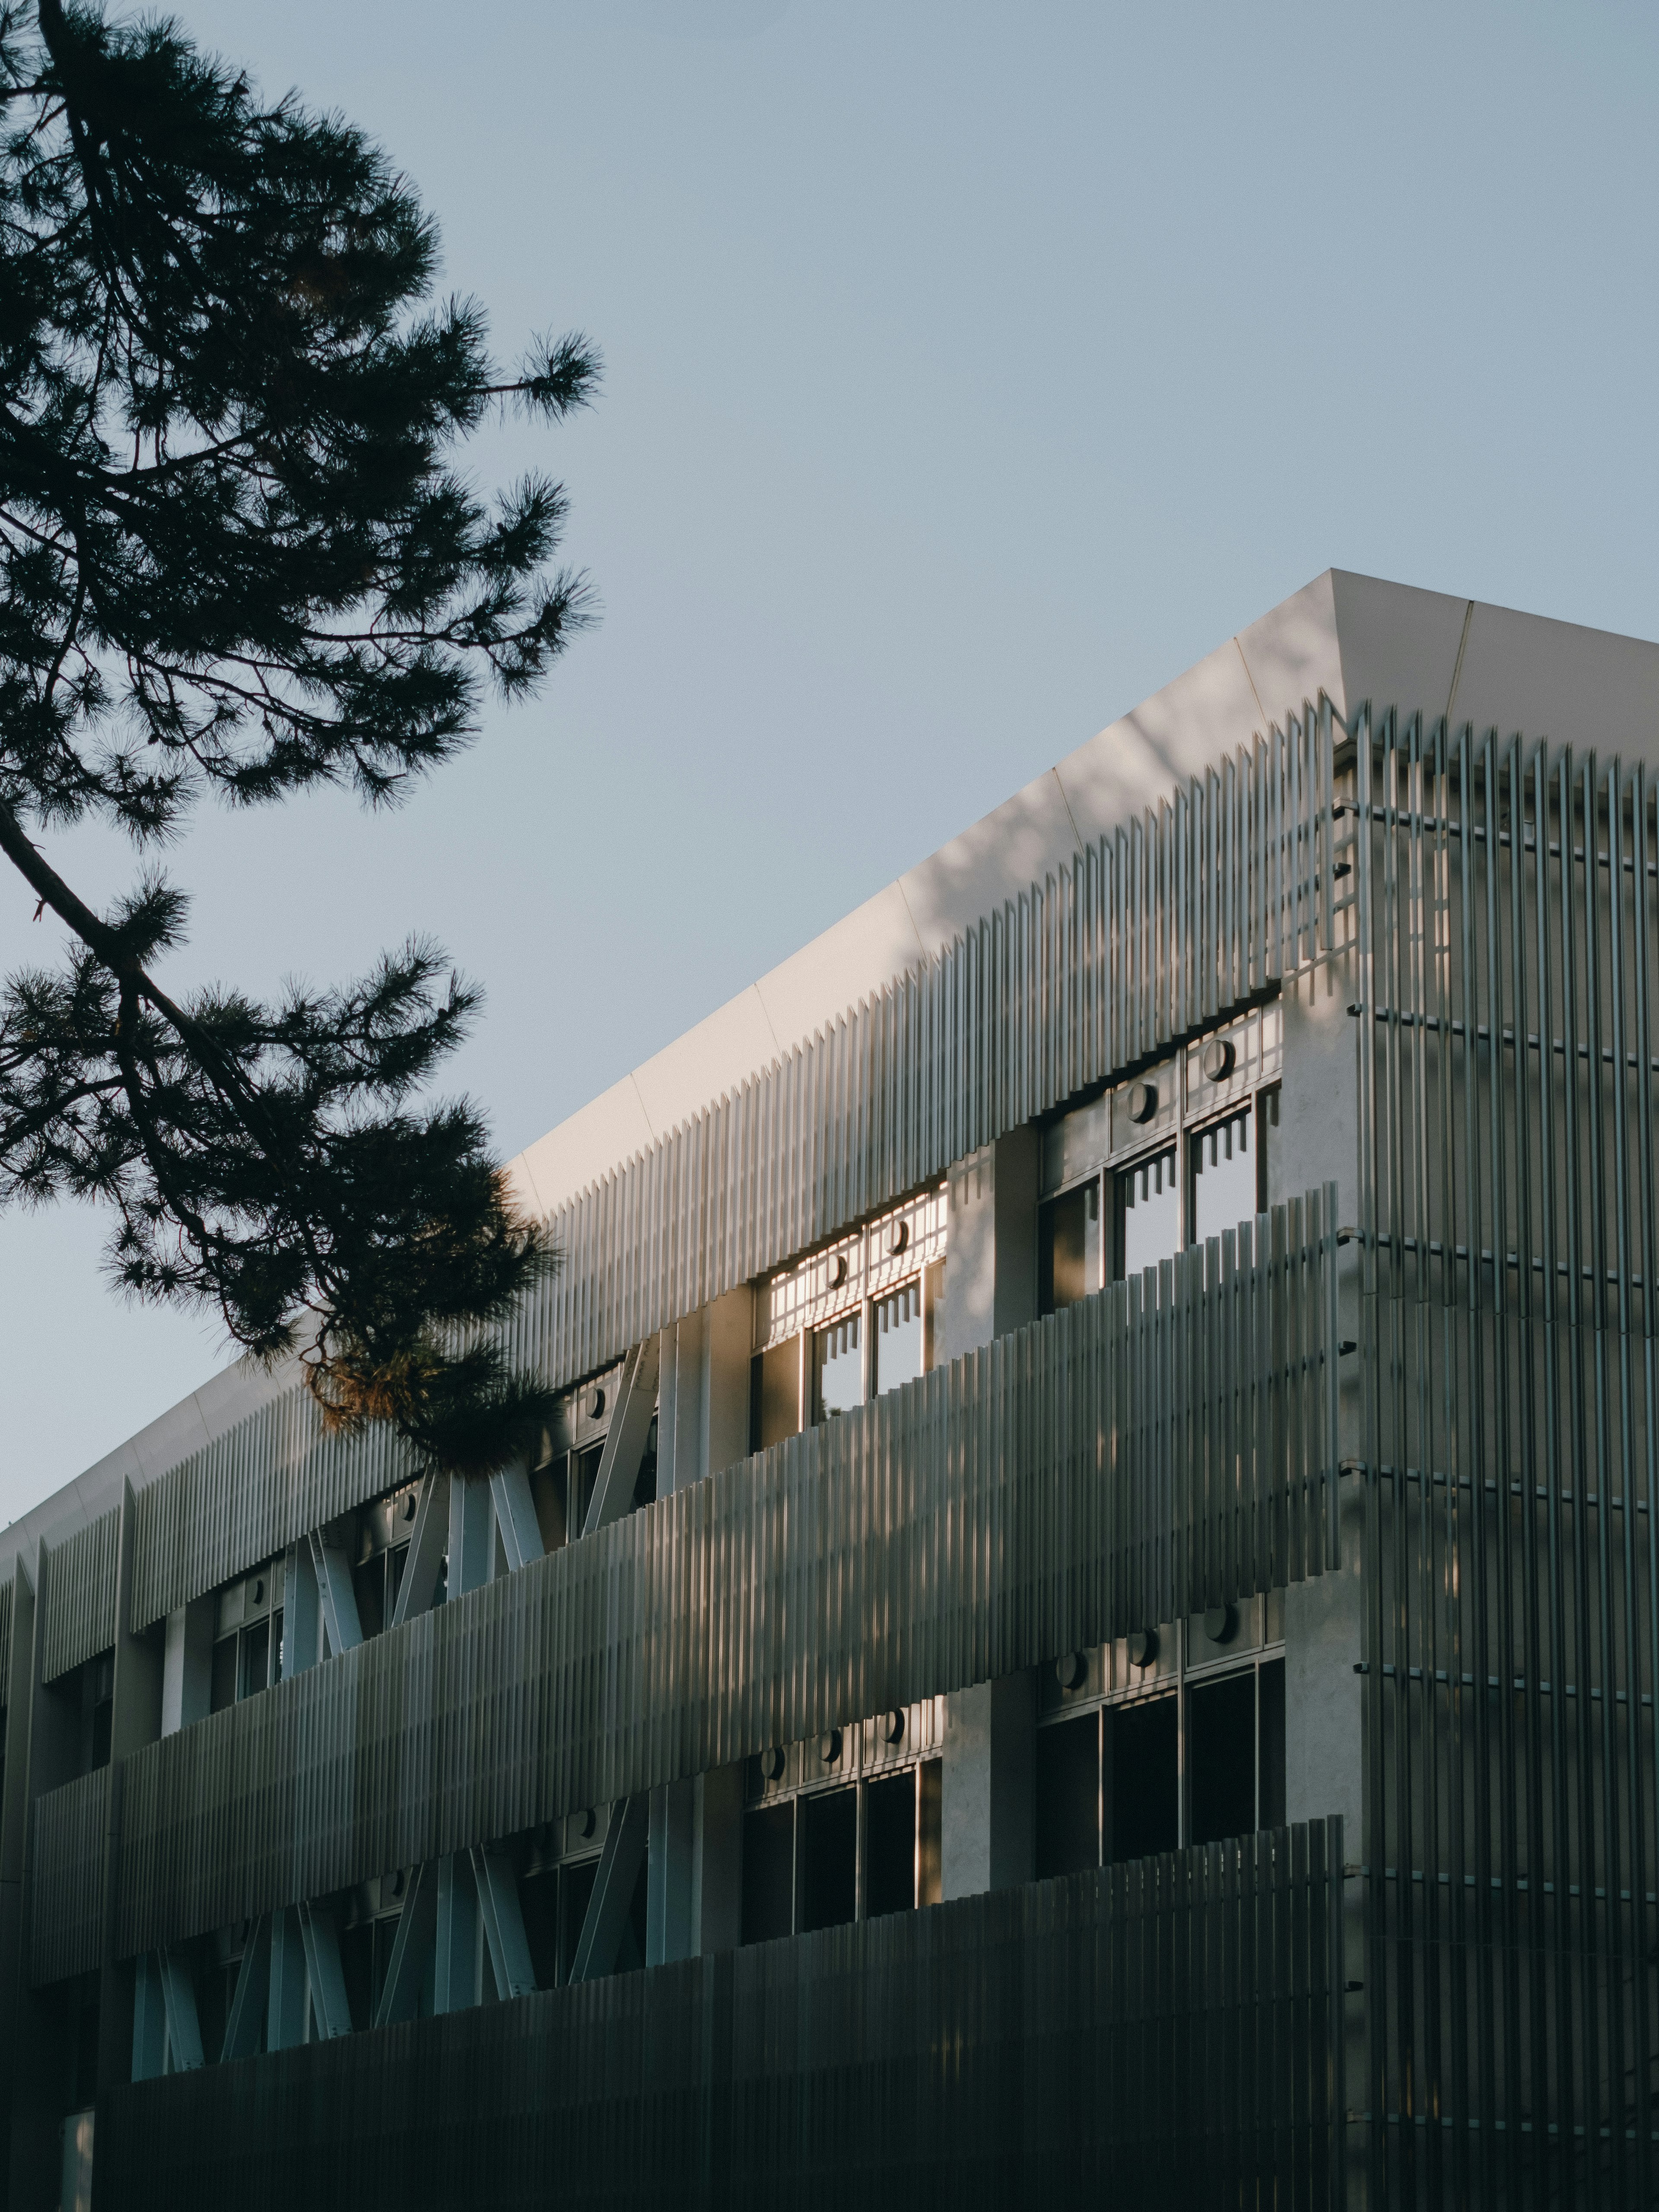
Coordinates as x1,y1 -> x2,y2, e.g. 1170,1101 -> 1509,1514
1190,1108 -> 1258,1246
814,1312 -> 863,1422
873,1281 -> 923,1396
1118,1147 -> 1179,1279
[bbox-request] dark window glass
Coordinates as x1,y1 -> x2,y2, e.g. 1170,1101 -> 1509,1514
1036,1711 -> 1101,1877
386,1545 -> 407,1623
872,1282 -> 924,1397
864,1770 -> 916,1918
238,1617 -> 269,1701
210,1634 -> 238,1715
1188,1669 -> 1258,1845
89,1692 -> 112,1772
917,1757 -> 943,1907
800,1787 -> 856,1930
1109,1695 -> 1178,1862
1039,1181 -> 1098,1315
352,1554 -> 385,1641
572,1444 -> 604,1535
812,1315 -> 862,1424
532,1457 -> 571,1553
518,1867 -> 561,1990
741,1803 -> 795,1945
1116,1148 -> 1180,1281
1258,1657 -> 1286,1830
269,1608 -> 284,1683
337,1921 -> 371,2031
1189,1106 -> 1259,1247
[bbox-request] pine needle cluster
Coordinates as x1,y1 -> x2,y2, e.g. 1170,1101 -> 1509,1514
0,0 -> 600,1473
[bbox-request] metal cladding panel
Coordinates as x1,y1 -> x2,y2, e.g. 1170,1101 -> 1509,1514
112,707 -> 1338,1636
130,1381 -> 419,1629
1348,714 -> 1659,2206
0,1574 -> 11,1707
114,1196 -> 1339,1957
98,1822 -> 1343,2212
507,709 -> 1336,1402
29,1769 -> 107,1986
40,1506 -> 118,1683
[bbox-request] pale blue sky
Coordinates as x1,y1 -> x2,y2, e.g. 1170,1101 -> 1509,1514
4,0 -> 1656,1522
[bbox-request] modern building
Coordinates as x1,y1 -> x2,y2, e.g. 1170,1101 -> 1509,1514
2,570 -> 1656,2211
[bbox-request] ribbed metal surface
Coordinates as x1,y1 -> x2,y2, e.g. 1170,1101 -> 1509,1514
115,1194 -> 1338,1958
130,1382 -> 419,1630
1351,711 -> 1659,2207
98,1820 -> 1343,2212
120,706 -> 1338,1637
0,1573 -> 12,1707
39,1506 -> 118,1684
29,1769 -> 107,1986
506,708 -> 1337,1407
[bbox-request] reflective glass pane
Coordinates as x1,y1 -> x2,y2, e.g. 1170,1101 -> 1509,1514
1118,1147 -> 1179,1279
1190,1108 -> 1257,1246
873,1282 -> 923,1396
814,1312 -> 863,1421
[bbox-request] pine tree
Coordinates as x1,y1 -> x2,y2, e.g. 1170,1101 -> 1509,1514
0,0 -> 600,1475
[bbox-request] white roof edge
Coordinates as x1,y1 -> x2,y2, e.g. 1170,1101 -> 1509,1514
22,570 -> 1659,1544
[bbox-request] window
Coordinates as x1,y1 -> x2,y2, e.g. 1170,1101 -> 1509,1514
1039,1180 -> 1101,1315
1109,1694 -> 1179,1860
812,1312 -> 863,1423
872,1281 -> 924,1396
741,1803 -> 795,1945
1189,1103 -> 1263,1248
799,1787 -> 857,1931
1115,1146 -> 1180,1281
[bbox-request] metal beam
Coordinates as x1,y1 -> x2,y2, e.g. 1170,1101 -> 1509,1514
373,1865 -> 436,2028
390,1470 -> 450,1626
296,1901 -> 353,2039
433,1853 -> 478,2013
448,1475 -> 493,1599
307,1527 -> 362,1656
157,1947 -> 203,2071
583,1336 -> 660,1538
282,1539 -> 321,1675
130,1953 -> 167,2082
487,1464 -> 544,1574
220,1915 -> 270,2062
570,1794 -> 648,1983
469,1844 -> 537,2001
266,1907 -> 308,2051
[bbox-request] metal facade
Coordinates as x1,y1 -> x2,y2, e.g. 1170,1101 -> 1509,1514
111,1200 -> 1336,1958
4,675 -> 1655,2209
96,1821 -> 1344,2212
1352,711 -> 1659,2208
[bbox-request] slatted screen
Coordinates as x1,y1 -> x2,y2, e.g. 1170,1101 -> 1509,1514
113,1198 -> 1338,1958
97,1821 -> 1344,2212
1351,711 -> 1659,2209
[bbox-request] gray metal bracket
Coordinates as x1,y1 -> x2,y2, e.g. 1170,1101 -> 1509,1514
131,1953 -> 168,2082
220,1914 -> 271,2061
308,1527 -> 363,1654
488,1464 -> 544,1573
157,1946 -> 204,2071
583,1336 -> 661,1538
569,1795 -> 648,1982
373,1864 -> 436,2028
296,1900 -> 353,2038
469,1843 -> 537,1999
390,1470 -> 451,1626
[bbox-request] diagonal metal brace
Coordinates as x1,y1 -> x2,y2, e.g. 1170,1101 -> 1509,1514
583,1337 -> 661,1538
569,1795 -> 648,1983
